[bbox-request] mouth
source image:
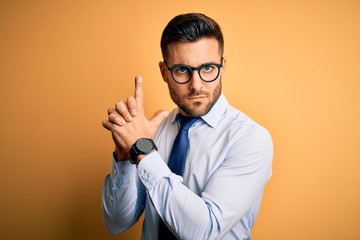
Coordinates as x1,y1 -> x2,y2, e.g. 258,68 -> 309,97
187,91 -> 208,101
187,95 -> 207,100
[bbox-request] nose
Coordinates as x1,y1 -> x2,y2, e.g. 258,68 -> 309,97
189,70 -> 203,90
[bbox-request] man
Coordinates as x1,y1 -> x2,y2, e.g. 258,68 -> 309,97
102,13 -> 273,240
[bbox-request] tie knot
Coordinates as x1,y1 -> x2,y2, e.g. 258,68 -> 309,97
178,114 -> 198,131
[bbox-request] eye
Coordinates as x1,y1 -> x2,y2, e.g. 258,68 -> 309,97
202,65 -> 214,73
175,66 -> 190,74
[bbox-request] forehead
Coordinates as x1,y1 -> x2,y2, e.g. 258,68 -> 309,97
167,38 -> 221,66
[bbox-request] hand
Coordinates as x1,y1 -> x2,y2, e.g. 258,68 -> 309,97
102,76 -> 169,158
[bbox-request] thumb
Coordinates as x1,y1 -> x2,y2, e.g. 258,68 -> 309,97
150,110 -> 170,128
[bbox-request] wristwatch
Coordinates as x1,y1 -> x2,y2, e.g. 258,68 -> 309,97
129,138 -> 158,164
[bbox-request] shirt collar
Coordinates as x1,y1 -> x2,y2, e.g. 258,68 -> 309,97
201,93 -> 228,128
170,93 -> 229,129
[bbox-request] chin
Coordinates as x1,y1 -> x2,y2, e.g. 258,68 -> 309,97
181,102 -> 211,117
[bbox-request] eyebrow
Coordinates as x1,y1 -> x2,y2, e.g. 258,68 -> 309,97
168,60 -> 221,67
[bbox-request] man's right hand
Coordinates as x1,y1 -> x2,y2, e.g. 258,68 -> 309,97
102,76 -> 169,161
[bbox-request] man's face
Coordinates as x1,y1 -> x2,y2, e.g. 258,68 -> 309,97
160,38 -> 226,117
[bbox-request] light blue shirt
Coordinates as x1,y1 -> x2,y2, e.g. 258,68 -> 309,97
102,94 -> 273,240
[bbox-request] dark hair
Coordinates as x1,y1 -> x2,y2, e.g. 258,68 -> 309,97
160,13 -> 224,61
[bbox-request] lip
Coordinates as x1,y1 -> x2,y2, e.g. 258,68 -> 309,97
187,95 -> 207,100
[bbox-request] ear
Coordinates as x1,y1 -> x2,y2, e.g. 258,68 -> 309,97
159,62 -> 168,83
221,57 -> 227,77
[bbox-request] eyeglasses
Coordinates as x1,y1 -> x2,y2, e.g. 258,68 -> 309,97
163,58 -> 223,84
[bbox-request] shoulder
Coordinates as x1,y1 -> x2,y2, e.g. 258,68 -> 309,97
154,108 -> 178,139
220,105 -> 272,147
221,106 -> 273,173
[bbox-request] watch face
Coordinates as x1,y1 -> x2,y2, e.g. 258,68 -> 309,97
136,138 -> 153,152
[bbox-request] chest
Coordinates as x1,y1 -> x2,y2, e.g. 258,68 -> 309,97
157,122 -> 237,195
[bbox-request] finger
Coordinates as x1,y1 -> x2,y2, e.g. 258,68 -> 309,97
134,76 -> 144,111
150,110 -> 170,129
127,96 -> 137,117
102,120 -> 113,131
107,107 -> 116,115
115,100 -> 133,122
108,108 -> 126,125
108,112 -> 126,126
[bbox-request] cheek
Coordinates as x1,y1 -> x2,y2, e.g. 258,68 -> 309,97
207,81 -> 222,98
168,81 -> 187,95
205,81 -> 218,92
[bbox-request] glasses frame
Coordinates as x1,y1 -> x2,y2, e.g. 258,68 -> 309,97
163,57 -> 224,84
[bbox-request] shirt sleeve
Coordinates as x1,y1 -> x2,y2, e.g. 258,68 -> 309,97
102,153 -> 146,234
138,125 -> 273,240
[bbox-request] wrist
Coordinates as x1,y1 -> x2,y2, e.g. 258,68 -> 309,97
113,151 -> 129,163
133,149 -> 157,165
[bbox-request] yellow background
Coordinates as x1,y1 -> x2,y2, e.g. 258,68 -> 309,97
1,0 -> 359,239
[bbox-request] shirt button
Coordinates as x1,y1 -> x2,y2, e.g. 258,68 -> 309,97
122,170 -> 128,175
142,173 -> 149,180
113,169 -> 117,175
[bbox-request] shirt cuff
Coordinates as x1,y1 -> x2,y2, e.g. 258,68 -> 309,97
110,153 -> 136,186
137,151 -> 172,190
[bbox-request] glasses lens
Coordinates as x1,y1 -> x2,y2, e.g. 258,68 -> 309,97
199,64 -> 220,82
172,66 -> 192,83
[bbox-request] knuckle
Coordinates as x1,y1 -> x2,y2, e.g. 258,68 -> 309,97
109,113 -> 126,126
116,116 -> 125,125
115,100 -> 129,113
108,113 -> 115,122
127,96 -> 135,102
127,97 -> 136,107
115,101 -> 123,109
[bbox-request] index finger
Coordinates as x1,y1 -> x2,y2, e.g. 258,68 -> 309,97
134,75 -> 144,109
